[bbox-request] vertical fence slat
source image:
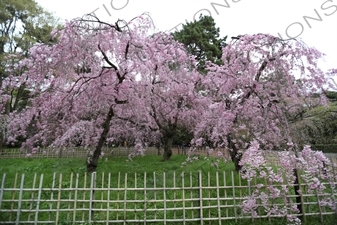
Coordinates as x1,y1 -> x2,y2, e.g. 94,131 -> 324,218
238,171 -> 243,219
82,173 -> 87,222
28,173 -> 37,222
296,169 -> 305,222
10,173 -> 18,221
231,171 -> 237,223
330,157 -> 336,171
216,171 -> 221,224
315,184 -> 324,223
223,171 -> 228,218
182,172 -> 185,225
207,171 -> 210,220
153,172 -> 157,221
134,173 -> 137,221
55,173 -> 62,225
0,174 -> 6,209
34,174 -> 43,225
163,172 -> 167,225
248,178 -> 254,223
100,172 -> 104,220
89,172 -> 96,223
198,171 -> 203,224
15,174 -> 25,225
67,173 -> 73,222
330,157 -> 337,215
117,172 -> 120,221
264,176 -> 270,223
73,173 -> 79,223
123,173 -> 128,225
106,173 -> 111,225
143,172 -> 147,225
190,172 -> 194,219
173,171 -> 176,220
49,173 -> 56,222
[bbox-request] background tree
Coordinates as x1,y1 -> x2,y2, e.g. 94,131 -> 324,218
0,0 -> 59,86
172,15 -> 227,74
191,34 -> 332,171
171,15 -> 228,147
138,52 -> 201,161
6,14 -> 149,172
189,35 -> 336,223
285,89 -> 337,151
0,0 -> 60,149
108,32 -> 203,161
6,14 -> 203,170
299,92 -> 337,146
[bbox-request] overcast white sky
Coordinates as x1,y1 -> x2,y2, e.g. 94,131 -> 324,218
36,0 -> 337,73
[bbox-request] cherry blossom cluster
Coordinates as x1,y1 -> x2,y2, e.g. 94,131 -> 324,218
240,141 -> 336,224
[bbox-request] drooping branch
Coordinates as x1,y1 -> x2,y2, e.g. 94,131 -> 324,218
97,44 -> 118,70
98,44 -> 125,83
80,14 -> 123,32
125,41 -> 129,60
241,53 -> 285,103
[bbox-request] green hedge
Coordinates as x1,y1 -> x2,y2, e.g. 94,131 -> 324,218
312,144 -> 337,153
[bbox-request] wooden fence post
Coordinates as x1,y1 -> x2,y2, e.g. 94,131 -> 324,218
293,168 -> 305,222
16,174 -> 25,225
231,171 -> 237,223
89,172 -> 96,223
163,172 -> 167,225
198,171 -> 203,224
216,171 -> 221,225
0,174 -> 5,210
34,174 -> 43,225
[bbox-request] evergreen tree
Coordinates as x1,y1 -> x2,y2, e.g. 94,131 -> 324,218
172,15 -> 227,74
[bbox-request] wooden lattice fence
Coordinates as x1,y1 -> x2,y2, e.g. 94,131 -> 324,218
1,170 -> 336,224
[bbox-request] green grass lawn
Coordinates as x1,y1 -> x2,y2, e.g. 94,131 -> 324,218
0,154 -> 234,175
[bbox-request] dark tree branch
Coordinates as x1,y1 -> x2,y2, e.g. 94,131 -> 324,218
125,41 -> 129,59
98,44 -> 124,83
98,44 -> 118,70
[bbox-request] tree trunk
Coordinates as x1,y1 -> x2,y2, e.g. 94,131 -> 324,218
293,168 -> 304,221
162,136 -> 173,161
87,106 -> 114,173
0,134 -> 3,153
229,148 -> 243,172
156,142 -> 161,155
228,136 -> 243,172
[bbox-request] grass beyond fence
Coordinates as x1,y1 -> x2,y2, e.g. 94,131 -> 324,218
2,147 -> 336,168
1,171 -> 337,224
0,146 -> 213,159
0,147 -> 161,159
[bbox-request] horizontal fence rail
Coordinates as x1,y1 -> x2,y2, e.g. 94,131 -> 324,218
1,170 -> 337,224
